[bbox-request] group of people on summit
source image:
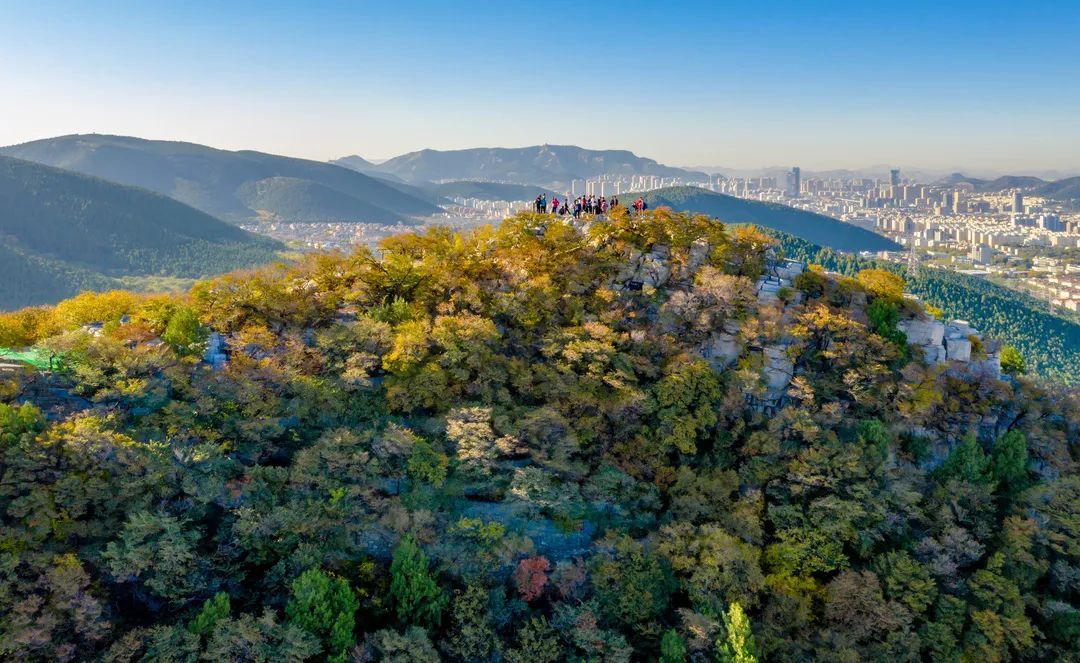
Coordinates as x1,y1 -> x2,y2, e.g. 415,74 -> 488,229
532,193 -> 648,218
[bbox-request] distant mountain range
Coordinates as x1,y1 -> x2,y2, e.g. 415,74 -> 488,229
0,155 -> 282,310
0,135 -> 441,224
935,172 -> 1080,207
934,173 -> 1048,192
336,145 -> 709,188
635,186 -> 900,253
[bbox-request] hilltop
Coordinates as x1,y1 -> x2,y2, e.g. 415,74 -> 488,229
0,208 -> 1075,662
367,144 -> 708,187
0,155 -> 282,309
636,186 -> 900,252
0,134 -> 441,224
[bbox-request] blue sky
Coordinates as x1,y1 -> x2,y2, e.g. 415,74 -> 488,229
1,0 -> 1079,172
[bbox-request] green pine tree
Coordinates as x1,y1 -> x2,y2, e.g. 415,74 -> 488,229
390,535 -> 448,628
187,591 -> 230,637
285,568 -> 359,661
660,628 -> 688,663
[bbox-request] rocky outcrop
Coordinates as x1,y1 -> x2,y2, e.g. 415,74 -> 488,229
701,320 -> 742,370
617,244 -> 673,290
898,318 -> 1001,378
755,259 -> 805,304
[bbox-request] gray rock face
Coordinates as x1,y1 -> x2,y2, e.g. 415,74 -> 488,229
762,345 -> 794,399
704,332 -> 741,370
900,319 -> 945,346
616,244 -> 673,290
688,239 -> 711,272
945,336 -> 972,362
203,332 -> 228,369
774,259 -> 805,281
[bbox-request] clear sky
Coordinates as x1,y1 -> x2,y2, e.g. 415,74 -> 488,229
2,0 -> 1079,173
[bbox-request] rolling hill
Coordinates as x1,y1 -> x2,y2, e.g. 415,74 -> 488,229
0,134 -> 441,224
0,155 -> 283,309
236,177 -> 406,223
935,173 -> 1047,192
369,144 -> 709,187
635,186 -> 900,252
1033,176 -> 1080,207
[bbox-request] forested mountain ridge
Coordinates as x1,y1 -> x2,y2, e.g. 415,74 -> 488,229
637,186 -> 901,253
370,144 -> 709,186
0,155 -> 283,310
1,208 -> 1076,662
0,134 -> 441,223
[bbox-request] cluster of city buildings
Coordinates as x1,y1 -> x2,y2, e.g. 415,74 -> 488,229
706,167 -> 1080,315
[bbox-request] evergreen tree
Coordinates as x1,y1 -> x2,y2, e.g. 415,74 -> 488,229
285,568 -> 359,662
187,591 -> 230,637
938,433 -> 994,486
992,430 -> 1030,499
660,628 -> 688,663
390,536 -> 447,628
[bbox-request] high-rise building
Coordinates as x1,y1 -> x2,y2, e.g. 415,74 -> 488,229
786,167 -> 801,197
1039,213 -> 1064,232
1013,192 -> 1024,214
890,169 -> 901,187
952,191 -> 964,214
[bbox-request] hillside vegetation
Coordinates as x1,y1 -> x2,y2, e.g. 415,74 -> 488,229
0,134 -> 441,223
765,229 -> 1080,384
641,186 -> 901,252
0,156 -> 283,310
0,209 -> 1076,662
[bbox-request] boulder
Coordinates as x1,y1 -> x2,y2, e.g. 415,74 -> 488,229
945,336 -> 972,362
688,239 -> 711,272
899,319 -> 945,346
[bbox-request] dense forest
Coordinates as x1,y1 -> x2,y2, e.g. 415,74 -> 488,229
0,209 -> 1077,662
0,155 -> 283,310
767,230 -> 1080,385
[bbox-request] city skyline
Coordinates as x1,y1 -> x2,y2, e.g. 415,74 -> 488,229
2,0 -> 1079,171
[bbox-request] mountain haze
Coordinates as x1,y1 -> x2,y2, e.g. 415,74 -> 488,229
0,135 -> 441,224
0,155 -> 282,309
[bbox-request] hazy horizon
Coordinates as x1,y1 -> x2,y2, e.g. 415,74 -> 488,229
2,0 -> 1079,173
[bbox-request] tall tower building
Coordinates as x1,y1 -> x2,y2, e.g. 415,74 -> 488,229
787,167 -> 801,197
890,169 -> 901,187
1013,192 -> 1024,214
